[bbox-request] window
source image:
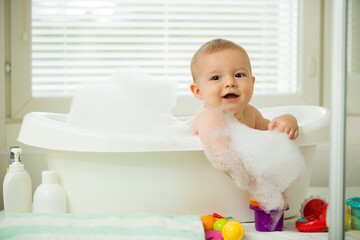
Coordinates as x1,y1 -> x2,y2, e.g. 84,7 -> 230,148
9,0 -> 322,118
31,0 -> 298,97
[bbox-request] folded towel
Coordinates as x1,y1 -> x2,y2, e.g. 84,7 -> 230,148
0,213 -> 204,240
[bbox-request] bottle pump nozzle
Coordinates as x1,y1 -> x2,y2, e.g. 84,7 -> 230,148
9,148 -> 24,171
11,148 -> 22,163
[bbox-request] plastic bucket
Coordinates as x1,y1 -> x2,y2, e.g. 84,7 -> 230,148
249,205 -> 288,232
346,197 -> 360,230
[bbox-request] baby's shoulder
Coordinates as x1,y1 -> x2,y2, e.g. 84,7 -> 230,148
244,104 -> 260,115
243,104 -> 262,120
190,106 -> 227,133
197,106 -> 227,122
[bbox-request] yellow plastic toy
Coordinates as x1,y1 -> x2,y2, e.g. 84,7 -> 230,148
222,221 -> 244,240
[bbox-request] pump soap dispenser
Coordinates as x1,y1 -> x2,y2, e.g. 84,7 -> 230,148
3,147 -> 32,213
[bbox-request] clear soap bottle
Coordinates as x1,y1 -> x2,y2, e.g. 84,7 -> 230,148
3,147 -> 32,213
33,170 -> 67,213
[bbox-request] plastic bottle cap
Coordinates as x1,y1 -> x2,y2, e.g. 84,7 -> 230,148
42,171 -> 58,184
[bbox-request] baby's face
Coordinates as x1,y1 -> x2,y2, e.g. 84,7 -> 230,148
191,48 -> 255,113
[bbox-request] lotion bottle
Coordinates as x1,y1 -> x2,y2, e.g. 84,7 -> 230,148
33,170 -> 67,213
3,147 -> 32,213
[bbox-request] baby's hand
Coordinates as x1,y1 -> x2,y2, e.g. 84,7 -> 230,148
268,114 -> 299,139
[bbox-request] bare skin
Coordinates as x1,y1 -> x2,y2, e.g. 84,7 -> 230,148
188,45 -> 299,209
189,47 -> 299,139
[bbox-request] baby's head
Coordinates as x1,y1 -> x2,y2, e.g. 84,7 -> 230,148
190,39 -> 252,83
190,39 -> 255,113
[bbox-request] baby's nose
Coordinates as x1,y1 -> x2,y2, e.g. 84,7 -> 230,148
225,78 -> 237,88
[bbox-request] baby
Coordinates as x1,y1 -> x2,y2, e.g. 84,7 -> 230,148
189,38 -> 299,140
188,39 -> 304,211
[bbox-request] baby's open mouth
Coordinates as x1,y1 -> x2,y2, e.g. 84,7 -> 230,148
223,93 -> 239,99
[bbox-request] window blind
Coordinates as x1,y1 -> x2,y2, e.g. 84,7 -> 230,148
31,0 -> 298,97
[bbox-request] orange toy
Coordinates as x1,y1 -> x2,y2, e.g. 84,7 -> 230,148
201,215 -> 216,231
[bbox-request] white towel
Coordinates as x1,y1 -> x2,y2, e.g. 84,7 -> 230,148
0,213 -> 204,240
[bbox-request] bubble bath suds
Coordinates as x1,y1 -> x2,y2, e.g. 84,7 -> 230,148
203,108 -> 307,212
67,69 -> 191,136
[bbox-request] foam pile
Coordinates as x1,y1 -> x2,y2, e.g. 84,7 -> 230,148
203,109 -> 307,212
67,70 -> 191,136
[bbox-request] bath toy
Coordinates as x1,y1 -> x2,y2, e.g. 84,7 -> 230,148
222,221 -> 244,240
213,213 -> 224,219
296,196 -> 328,232
201,213 -> 244,240
214,218 -> 228,231
250,197 -> 261,207
205,229 -> 223,240
249,199 -> 288,232
201,215 -> 216,231
345,202 -> 351,230
346,197 -> 360,230
296,196 -> 353,232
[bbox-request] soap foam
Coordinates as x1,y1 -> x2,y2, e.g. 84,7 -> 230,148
67,69 -> 191,136
203,109 -> 307,212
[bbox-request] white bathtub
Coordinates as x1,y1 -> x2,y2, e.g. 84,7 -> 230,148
18,105 -> 329,222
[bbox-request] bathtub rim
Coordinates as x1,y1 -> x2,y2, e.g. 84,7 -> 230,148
17,105 -> 330,152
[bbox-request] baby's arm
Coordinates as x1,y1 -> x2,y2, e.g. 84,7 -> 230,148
190,107 -> 229,149
253,107 -> 299,139
191,107 -> 256,185
268,114 -> 299,139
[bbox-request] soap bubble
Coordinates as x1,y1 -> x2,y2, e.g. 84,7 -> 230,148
67,69 -> 191,136
202,108 -> 307,212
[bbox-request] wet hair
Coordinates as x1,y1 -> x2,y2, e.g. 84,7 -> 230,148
190,39 -> 250,82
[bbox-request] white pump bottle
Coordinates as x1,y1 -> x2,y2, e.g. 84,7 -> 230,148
3,147 -> 32,213
33,170 -> 67,214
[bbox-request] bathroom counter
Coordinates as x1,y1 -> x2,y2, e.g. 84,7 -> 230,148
0,187 -> 359,240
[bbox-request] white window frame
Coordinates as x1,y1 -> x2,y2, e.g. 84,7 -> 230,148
8,0 -> 322,119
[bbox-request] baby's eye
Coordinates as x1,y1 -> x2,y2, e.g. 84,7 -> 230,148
235,73 -> 245,78
211,76 -> 220,80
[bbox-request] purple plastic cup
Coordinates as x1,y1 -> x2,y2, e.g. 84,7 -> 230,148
249,205 -> 289,232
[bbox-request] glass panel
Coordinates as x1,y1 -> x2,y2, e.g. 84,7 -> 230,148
346,0 -> 360,114
345,0 -> 360,238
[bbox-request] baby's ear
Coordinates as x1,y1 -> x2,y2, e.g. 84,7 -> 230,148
190,83 -> 202,100
252,76 -> 255,90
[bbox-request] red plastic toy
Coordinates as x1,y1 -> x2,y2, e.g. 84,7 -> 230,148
295,197 -> 328,232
